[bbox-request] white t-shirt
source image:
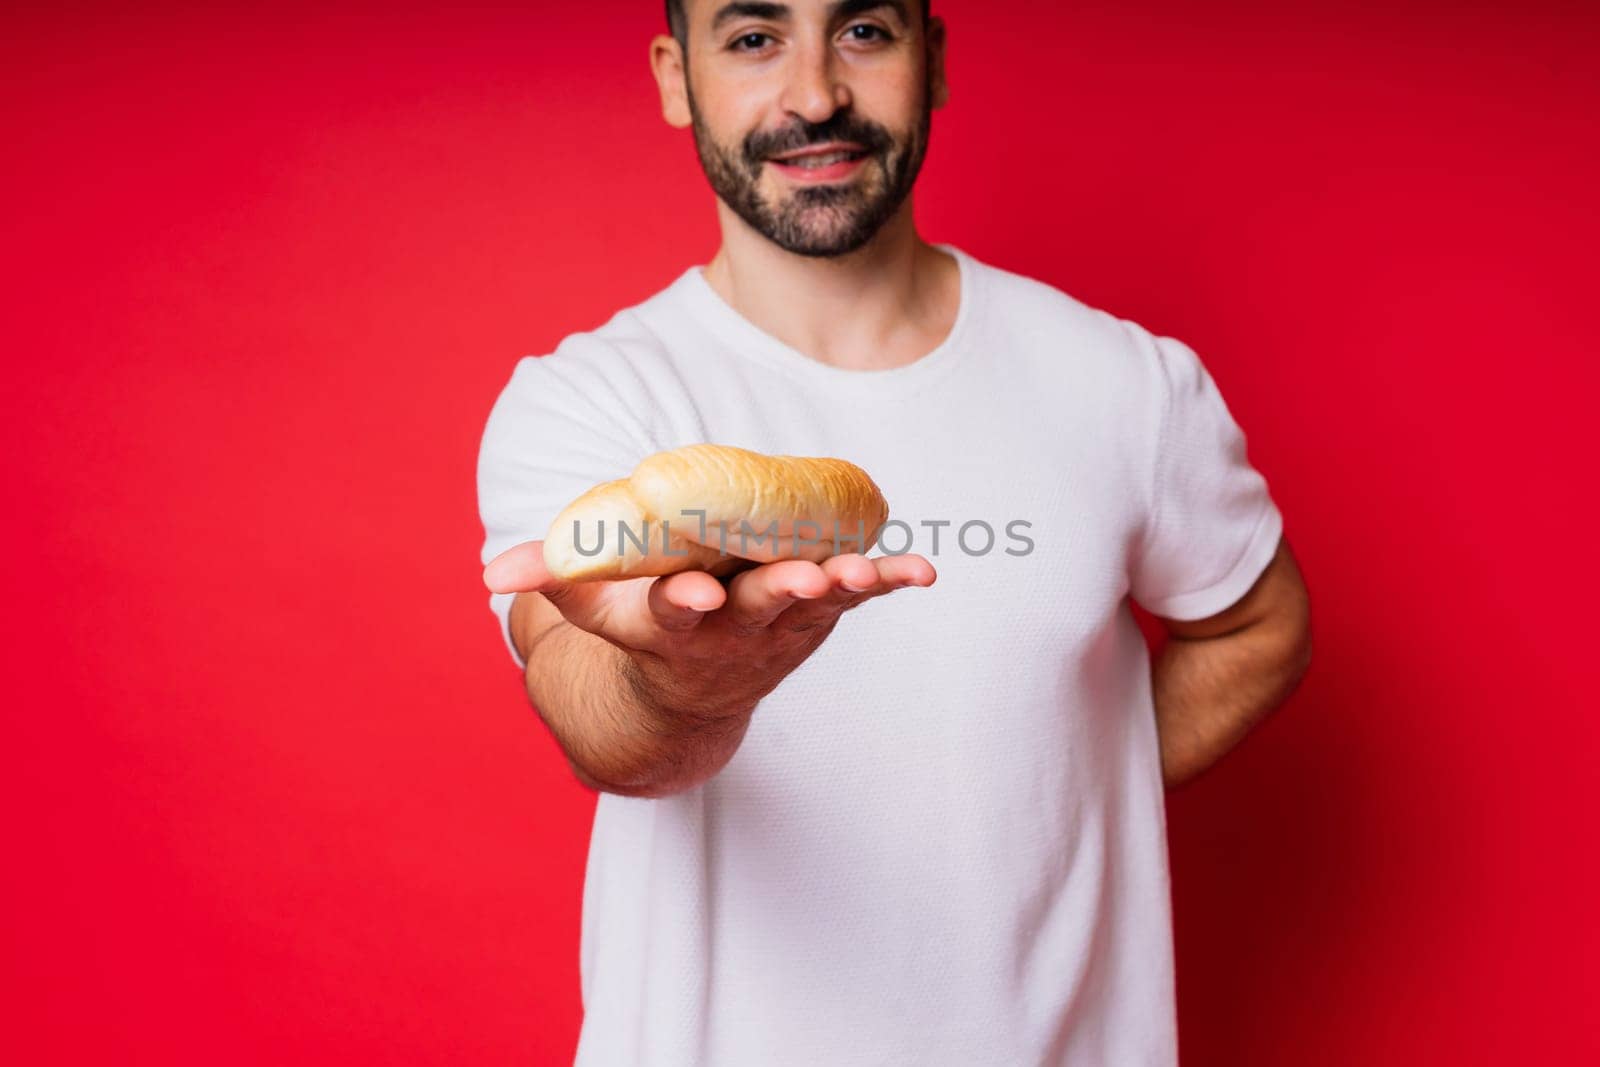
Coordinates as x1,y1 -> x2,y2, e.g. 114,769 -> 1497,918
477,243 -> 1284,1066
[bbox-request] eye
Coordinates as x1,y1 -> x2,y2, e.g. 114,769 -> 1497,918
843,23 -> 892,43
729,31 -> 774,52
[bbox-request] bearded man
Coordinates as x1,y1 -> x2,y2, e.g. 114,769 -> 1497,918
477,2 -> 1313,1063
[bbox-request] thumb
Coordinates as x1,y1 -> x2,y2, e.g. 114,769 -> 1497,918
483,540 -> 618,639
483,540 -> 564,595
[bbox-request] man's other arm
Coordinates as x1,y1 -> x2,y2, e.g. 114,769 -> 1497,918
1150,534 -> 1313,788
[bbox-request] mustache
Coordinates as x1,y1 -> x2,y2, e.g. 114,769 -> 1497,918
741,115 -> 894,168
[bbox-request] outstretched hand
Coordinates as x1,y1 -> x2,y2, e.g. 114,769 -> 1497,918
483,541 -> 936,719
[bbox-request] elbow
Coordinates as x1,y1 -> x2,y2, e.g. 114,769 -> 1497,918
561,750 -> 708,800
565,757 -> 615,794
562,751 -> 643,796
1278,591 -> 1315,696
1286,628 -> 1313,694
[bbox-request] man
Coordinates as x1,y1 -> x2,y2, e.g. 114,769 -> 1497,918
477,1 -> 1312,1063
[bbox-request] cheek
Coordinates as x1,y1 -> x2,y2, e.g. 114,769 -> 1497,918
695,76 -> 780,134
854,74 -> 926,132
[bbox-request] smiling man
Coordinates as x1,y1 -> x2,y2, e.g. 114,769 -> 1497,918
476,1 -> 1312,1064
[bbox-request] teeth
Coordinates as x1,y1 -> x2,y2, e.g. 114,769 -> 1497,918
784,151 -> 857,168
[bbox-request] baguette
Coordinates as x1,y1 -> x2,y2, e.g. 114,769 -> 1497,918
542,443 -> 890,581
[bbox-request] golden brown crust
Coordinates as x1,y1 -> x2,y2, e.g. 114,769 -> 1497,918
542,444 -> 890,581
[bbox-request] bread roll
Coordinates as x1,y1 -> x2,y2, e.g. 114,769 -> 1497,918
542,443 -> 889,581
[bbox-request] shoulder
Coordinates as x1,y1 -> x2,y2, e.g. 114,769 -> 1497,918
488,272 -> 697,446
967,253 -> 1103,330
512,276 -> 684,391
960,248 -> 1176,397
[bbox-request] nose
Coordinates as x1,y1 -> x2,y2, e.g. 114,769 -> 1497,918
777,36 -> 851,125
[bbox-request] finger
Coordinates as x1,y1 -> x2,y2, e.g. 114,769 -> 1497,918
840,554 -> 939,608
717,559 -> 832,635
837,555 -> 938,609
777,553 -> 936,632
484,539 -> 629,637
822,552 -> 882,594
645,569 -> 728,633
769,554 -> 879,632
483,540 -> 593,613
484,541 -> 559,594
865,553 -> 938,590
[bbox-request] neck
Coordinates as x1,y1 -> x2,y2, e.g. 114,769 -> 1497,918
700,200 -> 959,372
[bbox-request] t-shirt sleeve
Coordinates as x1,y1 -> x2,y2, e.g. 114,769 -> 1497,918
476,341 -> 657,669
1128,332 -> 1284,621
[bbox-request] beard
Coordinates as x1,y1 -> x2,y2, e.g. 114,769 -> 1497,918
685,77 -> 933,258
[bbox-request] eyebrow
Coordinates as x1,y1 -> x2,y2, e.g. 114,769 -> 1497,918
709,0 -> 911,32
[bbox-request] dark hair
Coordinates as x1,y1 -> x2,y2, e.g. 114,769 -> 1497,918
665,1 -> 931,47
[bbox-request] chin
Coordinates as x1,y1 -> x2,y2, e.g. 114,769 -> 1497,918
778,230 -> 879,258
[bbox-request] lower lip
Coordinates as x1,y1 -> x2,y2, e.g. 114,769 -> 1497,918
767,153 -> 869,183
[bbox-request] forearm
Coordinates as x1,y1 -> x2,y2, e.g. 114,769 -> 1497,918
1151,619 -> 1311,788
512,595 -> 753,798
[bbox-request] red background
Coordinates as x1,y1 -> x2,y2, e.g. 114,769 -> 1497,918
6,1 -> 1596,1062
